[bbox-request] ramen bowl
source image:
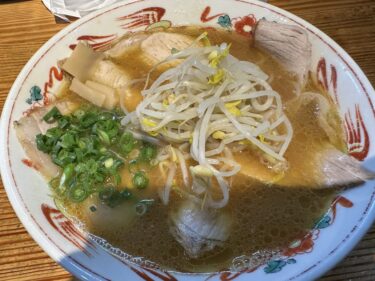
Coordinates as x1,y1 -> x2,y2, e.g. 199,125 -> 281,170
1,0 -> 374,280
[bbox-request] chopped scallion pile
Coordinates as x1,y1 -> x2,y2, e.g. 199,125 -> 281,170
37,106 -> 155,207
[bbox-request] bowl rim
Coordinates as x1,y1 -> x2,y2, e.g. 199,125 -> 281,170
1,0 -> 375,280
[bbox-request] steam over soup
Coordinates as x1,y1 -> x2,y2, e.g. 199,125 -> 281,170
15,24 -> 374,273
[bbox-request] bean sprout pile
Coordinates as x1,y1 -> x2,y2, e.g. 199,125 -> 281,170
122,38 -> 293,209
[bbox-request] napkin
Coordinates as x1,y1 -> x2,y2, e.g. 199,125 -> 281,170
42,0 -> 124,21
42,0 -> 268,22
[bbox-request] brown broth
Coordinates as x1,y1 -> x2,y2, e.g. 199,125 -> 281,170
62,27 -> 343,273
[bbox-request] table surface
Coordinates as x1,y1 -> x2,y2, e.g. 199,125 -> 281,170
0,0 -> 375,280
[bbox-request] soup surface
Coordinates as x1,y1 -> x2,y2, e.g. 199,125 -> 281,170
57,27 -> 343,272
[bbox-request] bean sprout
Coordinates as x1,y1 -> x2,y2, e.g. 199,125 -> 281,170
122,42 -> 293,209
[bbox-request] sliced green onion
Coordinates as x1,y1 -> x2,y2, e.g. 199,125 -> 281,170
58,116 -> 71,129
112,158 -> 124,169
45,127 -> 63,141
104,158 -> 114,168
135,203 -> 147,216
135,199 -> 154,216
97,129 -> 110,145
120,189 -> 132,199
59,163 -> 75,187
132,171 -> 149,189
68,185 -> 88,203
81,112 -> 98,127
73,109 -> 85,119
139,144 -> 157,162
35,134 -> 51,153
98,111 -> 116,121
94,120 -> 120,141
55,184 -> 67,197
49,177 -> 60,189
112,172 -> 121,186
43,107 -> 61,123
54,149 -> 76,166
85,159 -> 99,174
60,132 -> 76,149
120,132 -> 136,154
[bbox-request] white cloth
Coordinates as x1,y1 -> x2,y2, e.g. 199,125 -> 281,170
42,0 -> 123,21
42,0 -> 268,22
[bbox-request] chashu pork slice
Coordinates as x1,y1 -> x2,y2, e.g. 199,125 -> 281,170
234,92 -> 375,189
169,200 -> 231,258
90,59 -> 132,89
105,33 -> 148,59
30,101 -> 80,134
140,32 -> 196,65
234,146 -> 374,189
91,32 -> 196,88
253,19 -> 311,90
14,99 -> 80,180
89,32 -> 196,111
251,20 -> 374,188
14,110 -> 60,180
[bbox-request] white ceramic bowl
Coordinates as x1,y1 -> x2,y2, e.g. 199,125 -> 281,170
1,0 -> 374,280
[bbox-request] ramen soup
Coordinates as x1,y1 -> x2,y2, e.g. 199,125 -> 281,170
15,24 -> 372,273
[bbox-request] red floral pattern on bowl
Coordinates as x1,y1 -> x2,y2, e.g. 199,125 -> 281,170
232,15 -> 257,36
